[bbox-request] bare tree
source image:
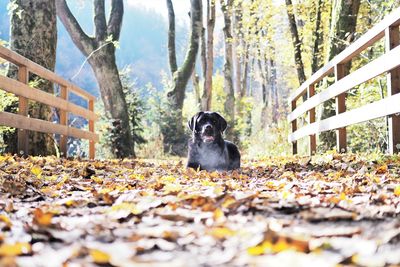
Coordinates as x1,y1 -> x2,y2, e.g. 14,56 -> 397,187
311,0 -> 324,74
56,0 -> 135,158
164,0 -> 202,155
285,0 -> 306,86
221,0 -> 236,141
200,0 -> 216,111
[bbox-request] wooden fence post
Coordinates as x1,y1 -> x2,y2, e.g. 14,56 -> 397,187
88,99 -> 95,159
17,66 -> 29,155
335,64 -> 347,153
308,84 -> 316,155
60,85 -> 68,157
291,100 -> 298,154
385,26 -> 400,154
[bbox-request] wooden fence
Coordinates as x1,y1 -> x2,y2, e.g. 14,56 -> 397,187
288,8 -> 400,155
0,45 -> 98,158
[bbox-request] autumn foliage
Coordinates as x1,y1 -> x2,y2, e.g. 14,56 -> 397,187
0,154 -> 400,266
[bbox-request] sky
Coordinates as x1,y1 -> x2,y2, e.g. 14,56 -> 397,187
126,0 -> 191,24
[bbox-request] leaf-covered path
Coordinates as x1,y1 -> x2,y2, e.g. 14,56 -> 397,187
1,154 -> 400,266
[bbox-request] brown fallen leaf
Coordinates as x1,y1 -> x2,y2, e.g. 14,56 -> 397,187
33,208 -> 53,227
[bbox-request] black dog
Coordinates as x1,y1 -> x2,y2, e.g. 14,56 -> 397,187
187,111 -> 240,171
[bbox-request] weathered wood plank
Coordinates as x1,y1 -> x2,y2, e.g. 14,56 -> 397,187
0,45 -> 95,101
291,100 -> 298,155
289,7 -> 400,102
17,66 -> 29,155
308,84 -> 316,155
88,100 -> 95,159
335,64 -> 347,153
288,93 -> 400,142
0,75 -> 98,121
0,112 -> 98,142
386,26 -> 400,154
288,44 -> 400,122
60,85 -> 68,157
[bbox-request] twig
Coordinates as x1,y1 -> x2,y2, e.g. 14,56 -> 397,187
70,41 -> 113,81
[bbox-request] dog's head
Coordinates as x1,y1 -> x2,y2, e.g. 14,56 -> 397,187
188,111 -> 227,143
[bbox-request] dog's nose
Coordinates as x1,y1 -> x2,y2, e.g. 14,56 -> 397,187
205,125 -> 212,130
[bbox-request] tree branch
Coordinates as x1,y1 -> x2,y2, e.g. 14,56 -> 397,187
94,0 -> 107,41
166,0 -> 178,75
56,0 -> 94,56
107,0 -> 124,41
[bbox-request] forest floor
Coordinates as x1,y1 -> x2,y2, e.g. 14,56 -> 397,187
0,154 -> 400,266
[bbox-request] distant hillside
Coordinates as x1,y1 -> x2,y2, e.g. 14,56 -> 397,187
0,1 -> 191,96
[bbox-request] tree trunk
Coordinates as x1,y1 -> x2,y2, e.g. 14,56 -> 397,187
56,0 -> 135,158
233,5 -> 243,98
311,0 -> 324,74
327,0 -> 361,61
269,58 -> 279,124
285,0 -> 306,86
166,0 -> 177,75
88,48 -> 134,157
320,0 -> 360,150
192,72 -> 201,108
201,0 -> 215,111
221,0 -> 235,141
164,0 -> 202,156
3,0 -> 57,156
240,43 -> 250,99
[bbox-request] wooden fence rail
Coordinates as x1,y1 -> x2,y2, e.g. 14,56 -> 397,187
0,45 -> 98,158
288,8 -> 400,155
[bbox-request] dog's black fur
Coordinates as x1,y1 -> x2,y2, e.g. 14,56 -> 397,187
187,111 -> 240,171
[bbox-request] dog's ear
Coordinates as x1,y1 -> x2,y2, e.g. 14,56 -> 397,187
214,112 -> 227,133
188,112 -> 204,132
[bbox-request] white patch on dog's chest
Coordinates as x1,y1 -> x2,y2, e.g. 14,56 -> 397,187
197,144 -> 228,170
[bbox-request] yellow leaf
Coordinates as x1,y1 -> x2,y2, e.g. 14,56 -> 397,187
91,176 -> 103,184
163,183 -> 182,194
281,190 -> 292,200
213,186 -> 224,195
31,166 -> 42,178
201,180 -> 216,187
221,196 -> 236,209
273,239 -> 290,252
208,227 -> 235,239
160,175 -> 176,183
213,208 -> 225,220
247,241 -> 273,256
0,243 -> 31,257
55,175 -> 68,189
247,244 -> 266,256
90,249 -> 110,264
110,202 -> 141,215
0,214 -> 12,228
64,199 -> 76,207
129,174 -> 145,181
339,192 -> 347,201
99,187 -> 112,194
394,185 -> 400,197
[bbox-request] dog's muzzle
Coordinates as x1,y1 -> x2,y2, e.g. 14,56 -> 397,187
201,124 -> 215,142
